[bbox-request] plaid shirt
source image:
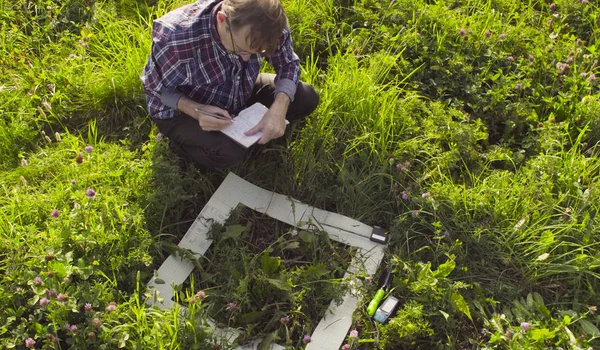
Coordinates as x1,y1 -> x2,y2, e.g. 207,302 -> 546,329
141,0 -> 300,120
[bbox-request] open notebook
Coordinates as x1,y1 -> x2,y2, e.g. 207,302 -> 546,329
220,103 -> 289,148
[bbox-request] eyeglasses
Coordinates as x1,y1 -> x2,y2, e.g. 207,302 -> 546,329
225,16 -> 265,56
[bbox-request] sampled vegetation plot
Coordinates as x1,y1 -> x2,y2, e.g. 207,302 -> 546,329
178,205 -> 355,347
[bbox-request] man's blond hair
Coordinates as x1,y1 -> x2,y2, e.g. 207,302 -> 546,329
221,0 -> 288,55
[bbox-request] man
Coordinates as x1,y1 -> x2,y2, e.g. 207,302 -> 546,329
141,0 -> 319,169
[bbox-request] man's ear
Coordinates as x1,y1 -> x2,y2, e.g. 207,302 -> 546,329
216,11 -> 227,27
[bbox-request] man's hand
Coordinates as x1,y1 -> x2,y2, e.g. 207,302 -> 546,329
244,93 -> 290,144
193,104 -> 233,131
177,96 -> 232,131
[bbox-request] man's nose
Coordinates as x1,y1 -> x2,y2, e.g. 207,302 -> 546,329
240,54 -> 251,62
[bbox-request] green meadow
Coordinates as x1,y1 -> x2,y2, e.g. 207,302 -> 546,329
1,0 -> 599,348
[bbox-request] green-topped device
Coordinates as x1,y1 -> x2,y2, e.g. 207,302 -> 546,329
367,266 -> 393,316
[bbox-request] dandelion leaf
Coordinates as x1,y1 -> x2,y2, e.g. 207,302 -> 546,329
530,328 -> 553,342
266,278 -> 291,291
224,224 -> 247,239
433,258 -> 455,278
451,292 -> 472,321
240,311 -> 263,325
300,264 -> 330,280
579,319 -> 600,337
260,252 -> 281,276
298,230 -> 315,243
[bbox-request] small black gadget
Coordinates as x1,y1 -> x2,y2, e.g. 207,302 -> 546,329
370,226 -> 389,244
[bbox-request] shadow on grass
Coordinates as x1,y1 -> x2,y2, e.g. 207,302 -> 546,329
61,94 -> 153,149
138,121 -> 311,266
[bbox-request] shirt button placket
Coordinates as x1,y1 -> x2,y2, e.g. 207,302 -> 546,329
234,75 -> 241,110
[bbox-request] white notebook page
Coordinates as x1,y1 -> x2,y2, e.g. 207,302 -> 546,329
220,103 -> 289,148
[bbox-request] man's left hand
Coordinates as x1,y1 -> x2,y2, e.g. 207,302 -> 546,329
244,93 -> 290,144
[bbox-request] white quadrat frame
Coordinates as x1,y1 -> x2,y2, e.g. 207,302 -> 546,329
147,173 -> 385,350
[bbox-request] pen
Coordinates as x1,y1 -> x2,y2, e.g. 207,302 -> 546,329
194,107 -> 233,121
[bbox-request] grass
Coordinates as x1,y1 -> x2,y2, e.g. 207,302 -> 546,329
1,0 -> 599,348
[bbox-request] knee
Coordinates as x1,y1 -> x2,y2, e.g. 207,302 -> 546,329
206,145 -> 247,169
303,84 -> 320,115
179,143 -> 247,169
288,83 -> 319,122
211,152 -> 246,169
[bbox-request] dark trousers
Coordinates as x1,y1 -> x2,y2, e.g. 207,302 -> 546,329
153,73 -> 319,169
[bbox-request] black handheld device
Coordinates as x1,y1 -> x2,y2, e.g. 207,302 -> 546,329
370,226 -> 389,244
